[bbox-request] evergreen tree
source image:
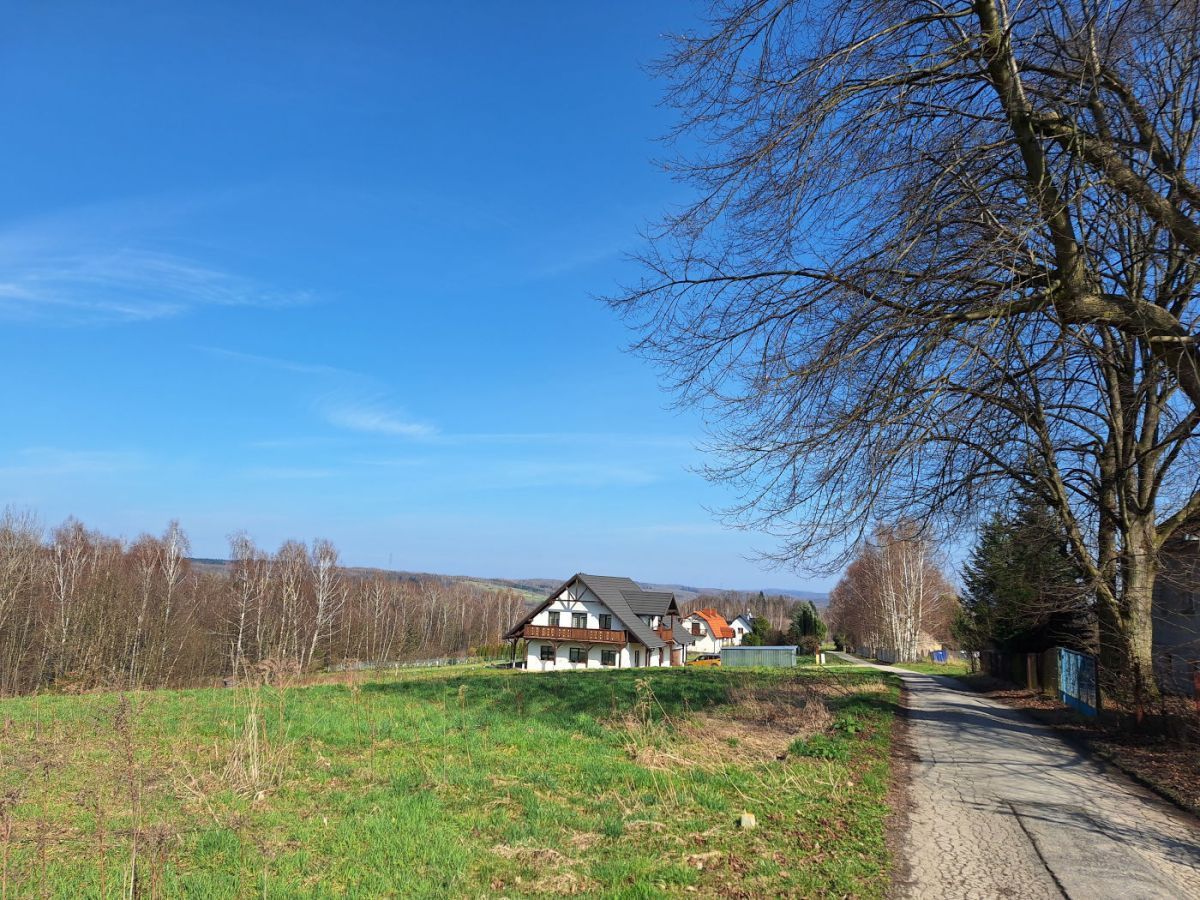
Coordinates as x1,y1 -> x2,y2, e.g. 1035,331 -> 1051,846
958,490 -> 1092,653
787,600 -> 826,643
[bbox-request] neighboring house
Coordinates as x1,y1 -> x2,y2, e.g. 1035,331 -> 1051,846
1154,529 -> 1200,695
681,608 -> 736,654
729,612 -> 755,645
504,573 -> 695,671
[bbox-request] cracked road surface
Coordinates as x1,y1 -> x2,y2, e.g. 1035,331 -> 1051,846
830,653 -> 1200,899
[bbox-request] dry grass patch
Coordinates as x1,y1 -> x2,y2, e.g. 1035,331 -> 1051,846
490,843 -> 572,866
490,843 -> 599,897
623,676 -> 890,770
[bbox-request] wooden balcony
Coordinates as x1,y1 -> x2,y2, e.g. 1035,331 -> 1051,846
523,624 -> 627,644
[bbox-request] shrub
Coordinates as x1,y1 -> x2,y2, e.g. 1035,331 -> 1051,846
788,734 -> 850,761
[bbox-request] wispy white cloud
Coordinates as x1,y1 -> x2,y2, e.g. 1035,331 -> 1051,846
320,395 -> 438,439
0,447 -> 144,478
241,466 -> 339,480
622,522 -> 728,536
198,346 -> 364,379
0,196 -> 313,325
439,432 -> 694,449
475,460 -> 658,490
527,241 -> 626,280
0,248 -> 311,324
245,436 -> 354,450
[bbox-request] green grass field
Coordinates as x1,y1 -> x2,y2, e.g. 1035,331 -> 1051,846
890,660 -> 973,677
0,665 -> 899,898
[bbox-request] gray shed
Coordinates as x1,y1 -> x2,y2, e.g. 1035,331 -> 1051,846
720,645 -> 798,667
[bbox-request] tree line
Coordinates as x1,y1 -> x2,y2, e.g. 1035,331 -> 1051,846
0,509 -> 527,695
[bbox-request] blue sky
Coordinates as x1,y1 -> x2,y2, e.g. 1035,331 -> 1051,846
0,1 -> 834,591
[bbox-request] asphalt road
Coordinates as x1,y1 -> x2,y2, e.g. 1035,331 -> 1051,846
830,652 -> 1200,899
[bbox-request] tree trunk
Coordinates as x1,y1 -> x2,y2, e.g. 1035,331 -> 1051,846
1099,520 -> 1158,705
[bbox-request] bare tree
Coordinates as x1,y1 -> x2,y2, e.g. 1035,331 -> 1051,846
47,519 -> 90,682
828,525 -> 956,659
0,512 -> 539,696
304,539 -> 343,671
0,509 -> 42,694
227,531 -> 269,673
613,0 -> 1200,690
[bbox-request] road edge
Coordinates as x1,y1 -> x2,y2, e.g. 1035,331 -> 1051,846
885,676 -> 915,899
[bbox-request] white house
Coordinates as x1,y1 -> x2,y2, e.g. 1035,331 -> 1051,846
680,608 -> 737,654
729,612 -> 755,644
505,573 -> 695,671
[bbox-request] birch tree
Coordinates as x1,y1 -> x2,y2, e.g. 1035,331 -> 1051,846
828,526 -> 956,659
304,538 -> 343,670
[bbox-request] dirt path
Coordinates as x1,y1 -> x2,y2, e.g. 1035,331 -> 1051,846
831,652 -> 1200,899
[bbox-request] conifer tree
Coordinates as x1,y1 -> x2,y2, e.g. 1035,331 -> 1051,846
957,491 -> 1092,653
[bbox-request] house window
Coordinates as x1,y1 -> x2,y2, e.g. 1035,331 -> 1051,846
691,623 -> 702,636
569,647 -> 588,664
572,612 -> 587,629
599,614 -> 612,630
601,649 -> 617,667
540,645 -> 555,661
548,611 -> 560,627
634,649 -> 641,666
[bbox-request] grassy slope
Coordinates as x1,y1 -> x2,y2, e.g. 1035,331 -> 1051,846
0,666 -> 898,898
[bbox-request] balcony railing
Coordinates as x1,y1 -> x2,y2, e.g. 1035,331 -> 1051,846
523,624 -> 627,644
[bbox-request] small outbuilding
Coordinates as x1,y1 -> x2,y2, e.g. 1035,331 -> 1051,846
720,645 -> 798,667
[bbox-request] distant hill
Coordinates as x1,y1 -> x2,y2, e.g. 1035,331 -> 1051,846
451,578 -> 827,607
641,583 -> 828,607
185,561 -> 827,607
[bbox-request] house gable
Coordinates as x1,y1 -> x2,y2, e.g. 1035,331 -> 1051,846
504,573 -> 670,649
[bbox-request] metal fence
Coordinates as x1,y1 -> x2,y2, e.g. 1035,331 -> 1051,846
720,645 -> 799,667
1058,648 -> 1100,715
330,655 -> 510,672
977,647 -> 1100,716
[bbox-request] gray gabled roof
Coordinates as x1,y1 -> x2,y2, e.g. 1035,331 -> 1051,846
576,574 -> 665,649
503,573 -> 681,649
672,621 -> 697,646
621,588 -> 679,617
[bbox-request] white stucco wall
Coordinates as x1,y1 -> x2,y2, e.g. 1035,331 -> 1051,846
729,615 -> 754,646
523,640 -> 673,671
682,615 -> 724,654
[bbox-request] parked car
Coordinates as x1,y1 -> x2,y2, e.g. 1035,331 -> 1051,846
687,653 -> 722,667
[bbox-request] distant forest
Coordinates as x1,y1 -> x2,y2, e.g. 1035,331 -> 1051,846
0,510 -> 526,696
